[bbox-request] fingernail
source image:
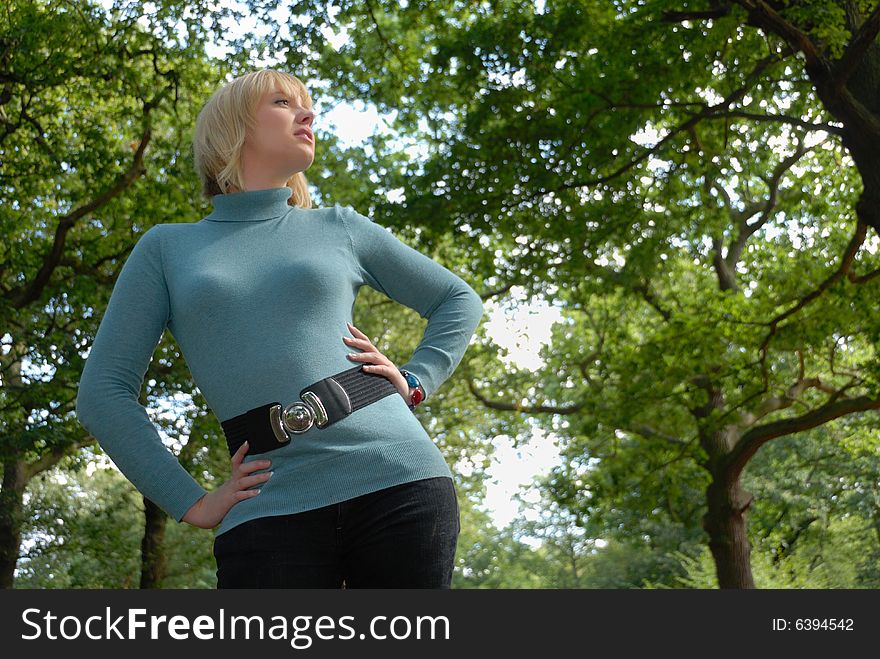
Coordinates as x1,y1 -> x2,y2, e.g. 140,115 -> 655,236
254,489 -> 261,494
268,471 -> 274,478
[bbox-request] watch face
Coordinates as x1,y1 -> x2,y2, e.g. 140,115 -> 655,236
401,370 -> 419,388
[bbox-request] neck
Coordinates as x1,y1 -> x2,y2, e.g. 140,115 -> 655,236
205,186 -> 295,222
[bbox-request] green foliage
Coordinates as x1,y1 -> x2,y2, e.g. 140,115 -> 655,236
646,514 -> 875,589
16,454 -> 218,588
780,0 -> 852,60
17,462 -> 144,588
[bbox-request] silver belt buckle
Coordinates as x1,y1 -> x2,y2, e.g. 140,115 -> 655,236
269,391 -> 328,444
267,390 -> 330,444
268,400 -> 313,444
301,390 -> 329,428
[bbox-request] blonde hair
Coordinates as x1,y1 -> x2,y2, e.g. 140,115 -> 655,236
193,69 -> 314,208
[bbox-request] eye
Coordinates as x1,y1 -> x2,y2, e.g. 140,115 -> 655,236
275,98 -> 289,105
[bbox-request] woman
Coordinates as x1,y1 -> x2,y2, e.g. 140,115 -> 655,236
75,69 -> 485,588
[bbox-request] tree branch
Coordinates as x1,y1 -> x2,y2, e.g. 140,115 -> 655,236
662,2 -> 733,23
758,220 -> 868,388
727,392 -> 880,478
701,109 -> 845,135
847,265 -> 880,284
719,133 -> 817,286
466,378 -> 584,415
732,0 -> 830,77
582,258 -> 673,320
6,112 -> 156,309
551,50 -> 791,195
736,377 -> 843,428
479,281 -> 516,301
833,2 -> 880,88
626,423 -> 688,446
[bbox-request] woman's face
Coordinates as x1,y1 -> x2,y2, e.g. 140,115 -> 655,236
243,86 -> 315,180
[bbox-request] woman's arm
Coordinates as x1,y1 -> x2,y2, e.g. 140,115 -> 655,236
338,205 -> 485,401
75,225 -> 208,523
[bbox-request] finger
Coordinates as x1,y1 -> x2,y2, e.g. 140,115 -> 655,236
344,332 -> 373,349
343,335 -> 368,348
363,364 -> 406,392
239,458 -> 272,475
347,350 -> 374,362
347,321 -> 369,339
361,356 -> 393,367
239,471 -> 273,489
231,440 -> 249,467
235,488 -> 261,501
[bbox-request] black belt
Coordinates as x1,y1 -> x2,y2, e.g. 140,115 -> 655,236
220,364 -> 399,457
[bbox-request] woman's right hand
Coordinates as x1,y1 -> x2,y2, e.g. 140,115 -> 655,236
182,441 -> 273,529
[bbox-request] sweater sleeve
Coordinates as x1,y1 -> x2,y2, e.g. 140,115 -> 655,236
75,225 -> 208,523
339,205 -> 485,401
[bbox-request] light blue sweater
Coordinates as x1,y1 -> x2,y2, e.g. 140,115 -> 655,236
75,186 -> 485,536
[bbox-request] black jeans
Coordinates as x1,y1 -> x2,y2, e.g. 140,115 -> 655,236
213,476 -> 460,588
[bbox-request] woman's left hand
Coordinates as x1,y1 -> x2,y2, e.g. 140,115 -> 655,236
343,321 -> 410,402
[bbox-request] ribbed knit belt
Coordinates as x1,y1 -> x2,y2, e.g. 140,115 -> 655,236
220,364 -> 399,457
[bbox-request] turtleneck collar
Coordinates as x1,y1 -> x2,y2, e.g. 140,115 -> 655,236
205,186 -> 295,222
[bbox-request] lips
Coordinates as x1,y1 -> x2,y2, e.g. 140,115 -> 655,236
294,128 -> 313,143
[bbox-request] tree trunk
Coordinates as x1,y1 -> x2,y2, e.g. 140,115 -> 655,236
702,476 -> 755,588
139,496 -> 168,588
0,460 -> 28,588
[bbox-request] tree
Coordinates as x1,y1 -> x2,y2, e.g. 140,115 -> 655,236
0,0 -> 239,586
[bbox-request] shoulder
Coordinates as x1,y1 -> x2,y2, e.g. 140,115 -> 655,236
334,203 -> 375,224
137,222 -> 197,263
149,221 -> 211,245
140,222 -> 180,244
140,222 -> 191,251
129,224 -> 166,254
335,204 -> 387,239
